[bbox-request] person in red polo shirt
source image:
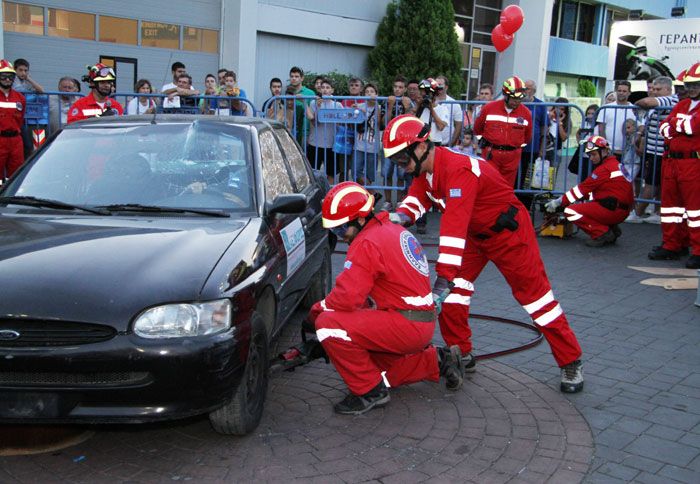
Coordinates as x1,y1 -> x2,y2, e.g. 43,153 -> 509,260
0,59 -> 25,179
67,63 -> 123,124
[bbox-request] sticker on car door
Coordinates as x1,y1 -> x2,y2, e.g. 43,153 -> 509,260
280,217 -> 305,277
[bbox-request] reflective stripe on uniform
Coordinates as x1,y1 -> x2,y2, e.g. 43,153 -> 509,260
316,328 -> 351,343
564,207 -> 582,221
82,108 -> 103,116
0,101 -> 18,108
484,114 -> 530,126
426,192 -> 446,209
688,220 -> 700,228
402,294 -> 434,306
437,253 -> 462,266
522,290 -> 555,314
661,216 -> 685,224
452,278 -> 475,291
320,299 -> 334,311
534,303 -> 563,326
609,171 -> 623,178
470,157 -> 481,177
381,370 -> 391,388
661,206 -> 685,215
444,293 -> 471,305
686,209 -> 700,217
400,196 -> 426,217
440,236 -> 466,249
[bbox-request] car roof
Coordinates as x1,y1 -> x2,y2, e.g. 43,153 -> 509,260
63,114 -> 282,130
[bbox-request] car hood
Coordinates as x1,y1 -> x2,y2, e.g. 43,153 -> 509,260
0,214 -> 249,329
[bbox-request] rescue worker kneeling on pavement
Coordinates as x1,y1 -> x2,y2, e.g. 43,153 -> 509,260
546,135 -> 634,247
309,182 -> 464,416
383,114 -> 584,393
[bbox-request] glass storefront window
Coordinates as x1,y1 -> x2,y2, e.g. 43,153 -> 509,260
476,0 -> 500,8
48,8 -> 95,40
559,1 -> 578,41
141,21 -> 180,49
452,0 -> 474,17
183,27 -> 218,53
577,3 -> 595,43
472,32 -> 492,46
3,1 -> 44,35
99,16 -> 137,45
473,6 -> 500,33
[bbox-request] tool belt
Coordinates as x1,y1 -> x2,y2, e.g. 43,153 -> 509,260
481,139 -> 518,151
475,205 -> 520,239
668,151 -> 700,159
0,130 -> 19,137
597,197 -> 629,211
398,309 -> 436,322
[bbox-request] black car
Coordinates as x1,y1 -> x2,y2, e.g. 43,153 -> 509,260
0,115 -> 332,435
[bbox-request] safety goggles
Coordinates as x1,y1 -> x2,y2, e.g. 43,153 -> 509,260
684,81 -> 700,89
389,149 -> 412,167
330,223 -> 349,239
509,91 -> 526,99
584,141 -> 601,153
0,73 -> 15,81
94,67 -> 115,78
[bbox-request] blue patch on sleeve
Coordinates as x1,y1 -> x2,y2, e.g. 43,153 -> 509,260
343,261 -> 352,270
449,188 -> 462,198
591,173 -> 598,179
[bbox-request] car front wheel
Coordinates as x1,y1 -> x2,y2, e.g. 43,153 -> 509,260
209,312 -> 269,435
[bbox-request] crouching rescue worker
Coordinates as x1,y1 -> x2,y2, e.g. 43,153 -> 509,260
546,135 -> 633,247
383,115 -> 584,393
67,63 -> 123,124
309,181 -> 464,415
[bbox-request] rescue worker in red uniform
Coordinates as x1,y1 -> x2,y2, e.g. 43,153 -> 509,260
383,115 -> 584,393
473,76 -> 532,187
545,136 -> 634,247
67,63 -> 123,124
0,59 -> 25,179
309,182 -> 464,415
650,62 -> 700,269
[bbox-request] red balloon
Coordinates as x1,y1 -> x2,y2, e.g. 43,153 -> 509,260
500,5 -> 525,35
491,24 -> 514,53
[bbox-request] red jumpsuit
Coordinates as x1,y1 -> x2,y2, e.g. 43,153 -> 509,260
659,99 -> 700,255
0,88 -> 25,178
473,99 -> 532,187
397,147 -> 581,368
561,155 -> 634,239
67,92 -> 124,124
310,211 -> 439,395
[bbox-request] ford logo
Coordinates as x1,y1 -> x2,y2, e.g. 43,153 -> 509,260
0,330 -> 20,341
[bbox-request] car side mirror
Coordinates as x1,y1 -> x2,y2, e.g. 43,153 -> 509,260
267,193 -> 307,215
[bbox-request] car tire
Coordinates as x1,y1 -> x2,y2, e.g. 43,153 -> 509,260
302,247 -> 331,308
209,312 -> 269,435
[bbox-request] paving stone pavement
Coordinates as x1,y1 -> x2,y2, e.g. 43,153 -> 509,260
0,213 -> 697,483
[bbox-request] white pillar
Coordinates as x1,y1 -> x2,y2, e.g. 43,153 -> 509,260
220,0 -> 257,102
496,0 -> 553,98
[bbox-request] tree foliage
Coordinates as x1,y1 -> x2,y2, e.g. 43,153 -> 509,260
302,71 -> 360,96
368,0 -> 466,97
577,79 -> 597,98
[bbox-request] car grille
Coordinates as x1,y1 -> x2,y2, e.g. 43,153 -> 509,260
0,371 -> 150,387
0,320 -> 117,347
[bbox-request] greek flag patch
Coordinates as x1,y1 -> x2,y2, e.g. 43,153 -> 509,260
344,261 -> 353,270
591,173 -> 598,179
449,188 -> 462,198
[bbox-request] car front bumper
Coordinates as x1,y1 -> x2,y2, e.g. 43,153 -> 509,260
0,330 -> 245,423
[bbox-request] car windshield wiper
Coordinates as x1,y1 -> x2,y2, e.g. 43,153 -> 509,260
97,203 -> 230,218
0,196 -> 111,215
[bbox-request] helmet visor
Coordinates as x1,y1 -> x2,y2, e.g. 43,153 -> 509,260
389,149 -> 411,167
584,141 -> 601,153
330,223 -> 349,239
94,67 -> 115,80
509,90 -> 526,99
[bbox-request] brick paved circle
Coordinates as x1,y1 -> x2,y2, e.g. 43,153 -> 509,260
0,359 -> 593,483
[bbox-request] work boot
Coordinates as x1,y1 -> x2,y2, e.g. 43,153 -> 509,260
438,345 -> 464,391
334,381 -> 390,415
648,246 -> 681,260
462,352 -> 477,373
560,360 -> 584,393
611,224 -> 622,238
585,229 -> 616,247
651,245 -> 689,256
686,255 -> 700,269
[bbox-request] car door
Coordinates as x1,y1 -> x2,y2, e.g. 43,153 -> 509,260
258,129 -> 309,329
272,127 -> 326,274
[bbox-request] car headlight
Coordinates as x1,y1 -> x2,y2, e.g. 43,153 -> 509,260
133,299 -> 232,338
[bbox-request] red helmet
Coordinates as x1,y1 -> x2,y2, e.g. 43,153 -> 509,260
683,62 -> 700,84
674,68 -> 688,86
86,63 -> 116,83
382,114 -> 430,158
502,76 -> 527,99
322,182 -> 374,228
0,59 -> 16,74
583,135 -> 610,153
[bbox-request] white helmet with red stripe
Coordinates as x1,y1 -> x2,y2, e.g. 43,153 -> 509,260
382,114 -> 430,158
321,181 -> 375,228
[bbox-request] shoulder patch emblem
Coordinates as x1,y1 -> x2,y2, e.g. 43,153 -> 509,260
400,230 -> 429,276
591,173 -> 598,179
71,108 -> 78,116
449,188 -> 462,198
15,102 -> 22,111
343,260 -> 352,270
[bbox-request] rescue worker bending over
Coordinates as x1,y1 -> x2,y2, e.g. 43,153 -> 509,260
67,63 -> 123,124
0,59 -> 25,179
309,182 -> 464,416
383,115 -> 584,393
473,76 -> 532,187
546,135 -> 633,247
650,61 -> 700,269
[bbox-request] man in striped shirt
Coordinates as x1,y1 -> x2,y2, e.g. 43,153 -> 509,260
629,76 -> 679,223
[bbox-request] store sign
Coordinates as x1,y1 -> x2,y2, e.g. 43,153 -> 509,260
317,108 -> 365,124
609,19 -> 700,81
141,22 -> 179,41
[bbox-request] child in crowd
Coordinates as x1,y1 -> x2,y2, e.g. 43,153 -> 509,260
353,83 -> 383,185
306,78 -> 342,184
454,127 -> 476,156
621,118 -> 642,183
